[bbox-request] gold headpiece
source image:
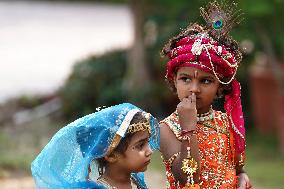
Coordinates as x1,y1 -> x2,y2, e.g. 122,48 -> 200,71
106,111 -> 151,155
127,112 -> 151,134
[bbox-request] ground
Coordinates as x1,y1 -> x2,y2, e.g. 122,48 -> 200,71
0,170 -> 166,189
0,170 -> 266,189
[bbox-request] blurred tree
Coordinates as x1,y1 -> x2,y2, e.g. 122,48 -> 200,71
58,0 -> 284,120
123,0 -> 151,106
60,51 -> 127,120
240,0 -> 284,91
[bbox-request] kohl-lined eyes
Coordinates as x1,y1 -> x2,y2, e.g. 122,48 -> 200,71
138,142 -> 145,149
134,138 -> 150,150
178,76 -> 214,84
201,78 -> 213,84
179,76 -> 191,83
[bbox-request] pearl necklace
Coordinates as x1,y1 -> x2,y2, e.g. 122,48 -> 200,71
197,106 -> 214,122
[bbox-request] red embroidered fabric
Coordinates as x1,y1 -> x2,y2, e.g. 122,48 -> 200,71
161,111 -> 242,189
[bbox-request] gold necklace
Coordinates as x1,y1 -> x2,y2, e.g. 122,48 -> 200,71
97,176 -> 117,189
97,176 -> 137,189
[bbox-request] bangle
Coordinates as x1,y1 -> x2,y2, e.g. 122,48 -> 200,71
180,130 -> 197,141
180,129 -> 197,136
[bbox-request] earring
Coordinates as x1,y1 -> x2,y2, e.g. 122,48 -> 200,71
216,90 -> 224,99
98,165 -> 104,176
218,94 -> 224,99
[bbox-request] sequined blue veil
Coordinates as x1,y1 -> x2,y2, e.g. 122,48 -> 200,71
31,103 -> 160,189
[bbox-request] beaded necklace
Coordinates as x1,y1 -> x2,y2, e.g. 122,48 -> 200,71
197,106 -> 214,122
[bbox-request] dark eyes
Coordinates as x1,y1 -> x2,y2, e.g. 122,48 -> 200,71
179,77 -> 213,84
135,140 -> 149,150
201,79 -> 213,84
139,142 -> 145,148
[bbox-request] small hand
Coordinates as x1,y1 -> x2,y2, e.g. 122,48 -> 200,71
237,173 -> 252,189
177,93 -> 197,131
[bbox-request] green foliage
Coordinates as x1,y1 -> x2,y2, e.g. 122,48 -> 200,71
16,95 -> 43,109
59,50 -> 127,120
59,0 -> 284,121
148,0 -> 284,122
240,0 -> 284,57
59,48 -> 174,120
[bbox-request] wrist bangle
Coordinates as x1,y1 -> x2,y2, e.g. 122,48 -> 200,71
180,130 -> 197,141
181,129 -> 197,136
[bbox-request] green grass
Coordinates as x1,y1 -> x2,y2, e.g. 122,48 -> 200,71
0,117 -> 63,176
0,154 -> 33,171
148,151 -> 164,172
245,131 -> 284,189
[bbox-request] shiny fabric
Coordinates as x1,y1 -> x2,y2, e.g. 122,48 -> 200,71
224,80 -> 245,154
165,35 -> 238,81
31,103 -> 160,189
161,110 -> 242,189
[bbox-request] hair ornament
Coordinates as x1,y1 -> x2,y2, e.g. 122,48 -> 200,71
127,112 -> 151,134
200,0 -> 244,39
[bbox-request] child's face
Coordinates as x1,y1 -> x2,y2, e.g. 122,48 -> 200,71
116,130 -> 152,173
174,66 -> 220,113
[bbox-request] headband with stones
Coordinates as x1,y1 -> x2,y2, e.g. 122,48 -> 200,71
127,112 -> 151,134
106,110 -> 151,155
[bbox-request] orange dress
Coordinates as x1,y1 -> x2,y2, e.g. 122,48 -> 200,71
161,110 -> 239,189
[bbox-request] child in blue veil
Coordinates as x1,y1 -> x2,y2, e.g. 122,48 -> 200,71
31,103 -> 160,189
